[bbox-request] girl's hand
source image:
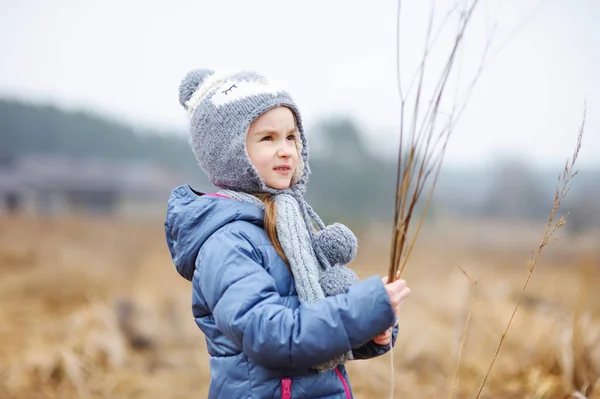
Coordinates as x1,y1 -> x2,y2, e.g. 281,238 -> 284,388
381,275 -> 411,319
372,274 -> 410,346
373,328 -> 392,346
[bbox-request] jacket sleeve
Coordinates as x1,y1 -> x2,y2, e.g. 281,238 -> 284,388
197,225 -> 397,370
351,324 -> 399,360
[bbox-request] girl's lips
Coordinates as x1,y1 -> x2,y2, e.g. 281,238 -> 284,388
273,166 -> 292,175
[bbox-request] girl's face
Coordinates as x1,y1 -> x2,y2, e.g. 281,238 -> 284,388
246,106 -> 299,190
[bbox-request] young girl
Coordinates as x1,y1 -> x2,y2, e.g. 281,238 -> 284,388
165,68 -> 411,399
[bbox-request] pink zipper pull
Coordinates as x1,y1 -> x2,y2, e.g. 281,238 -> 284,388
281,378 -> 292,399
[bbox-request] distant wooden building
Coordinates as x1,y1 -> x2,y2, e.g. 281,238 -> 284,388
0,156 -> 181,218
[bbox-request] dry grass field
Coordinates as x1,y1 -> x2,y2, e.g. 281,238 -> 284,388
0,215 -> 598,398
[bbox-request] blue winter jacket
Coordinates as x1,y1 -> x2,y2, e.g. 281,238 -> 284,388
165,185 -> 398,399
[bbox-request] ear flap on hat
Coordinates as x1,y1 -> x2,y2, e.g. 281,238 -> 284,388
291,134 -> 305,186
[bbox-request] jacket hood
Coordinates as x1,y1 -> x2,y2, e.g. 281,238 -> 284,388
164,185 -> 264,281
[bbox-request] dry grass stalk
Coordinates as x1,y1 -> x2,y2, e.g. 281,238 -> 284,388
449,267 -> 478,399
474,107 -> 586,398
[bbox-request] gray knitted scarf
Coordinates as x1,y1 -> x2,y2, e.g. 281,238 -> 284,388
218,189 -> 360,372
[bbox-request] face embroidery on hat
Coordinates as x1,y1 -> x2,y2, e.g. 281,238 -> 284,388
221,84 -> 237,95
211,79 -> 282,107
184,70 -> 235,117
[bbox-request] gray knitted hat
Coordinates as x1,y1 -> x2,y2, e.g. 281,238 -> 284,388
178,68 -> 308,194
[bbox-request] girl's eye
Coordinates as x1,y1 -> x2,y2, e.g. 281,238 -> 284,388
287,134 -> 296,141
260,135 -> 272,141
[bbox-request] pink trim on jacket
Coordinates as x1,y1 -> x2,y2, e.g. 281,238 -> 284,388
281,378 -> 292,399
335,368 -> 352,399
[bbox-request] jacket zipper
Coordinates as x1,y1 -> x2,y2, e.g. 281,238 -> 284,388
281,378 -> 292,399
334,367 -> 352,399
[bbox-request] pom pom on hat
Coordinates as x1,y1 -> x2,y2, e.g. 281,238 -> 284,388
178,68 -> 214,110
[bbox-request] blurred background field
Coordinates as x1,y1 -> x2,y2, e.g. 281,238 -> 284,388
0,214 -> 598,399
2,1 -> 600,398
1,100 -> 599,399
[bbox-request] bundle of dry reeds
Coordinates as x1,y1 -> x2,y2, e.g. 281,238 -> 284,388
388,0 -> 486,282
387,0 -> 588,397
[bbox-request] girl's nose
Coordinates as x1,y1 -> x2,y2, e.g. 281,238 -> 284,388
277,147 -> 293,158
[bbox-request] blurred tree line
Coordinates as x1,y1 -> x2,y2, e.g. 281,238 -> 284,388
0,99 -> 198,174
1,98 -> 598,233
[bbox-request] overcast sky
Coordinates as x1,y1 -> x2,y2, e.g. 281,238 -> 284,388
1,0 -> 598,167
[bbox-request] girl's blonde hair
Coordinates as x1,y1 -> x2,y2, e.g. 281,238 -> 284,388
251,116 -> 303,269
255,194 -> 290,268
